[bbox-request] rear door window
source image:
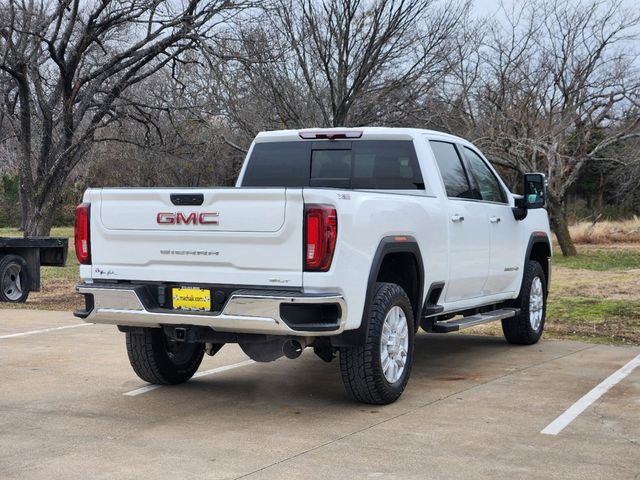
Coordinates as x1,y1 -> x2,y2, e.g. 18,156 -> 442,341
429,141 -> 476,199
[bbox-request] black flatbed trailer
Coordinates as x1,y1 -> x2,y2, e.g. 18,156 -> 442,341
0,237 -> 68,303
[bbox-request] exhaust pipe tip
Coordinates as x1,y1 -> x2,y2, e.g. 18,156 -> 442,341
283,339 -> 305,359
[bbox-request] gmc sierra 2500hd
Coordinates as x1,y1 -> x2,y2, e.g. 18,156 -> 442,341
74,128 -> 551,404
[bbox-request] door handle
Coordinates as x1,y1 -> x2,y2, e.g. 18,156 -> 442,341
490,216 -> 501,223
451,214 -> 465,223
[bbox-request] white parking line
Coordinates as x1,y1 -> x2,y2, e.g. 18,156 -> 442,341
124,359 -> 256,396
0,323 -> 92,339
541,353 -> 640,435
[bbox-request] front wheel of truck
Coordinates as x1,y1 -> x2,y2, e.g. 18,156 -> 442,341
339,282 -> 415,405
501,260 -> 547,345
125,328 -> 204,385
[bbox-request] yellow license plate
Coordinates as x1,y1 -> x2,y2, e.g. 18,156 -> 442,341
172,287 -> 211,311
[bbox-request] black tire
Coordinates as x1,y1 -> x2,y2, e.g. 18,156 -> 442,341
125,328 -> 204,385
502,260 -> 546,345
339,282 -> 415,405
0,255 -> 30,303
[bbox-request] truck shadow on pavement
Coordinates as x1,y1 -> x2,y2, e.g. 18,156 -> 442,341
124,334 -> 528,412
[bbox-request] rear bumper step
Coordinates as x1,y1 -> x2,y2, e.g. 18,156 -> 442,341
431,308 -> 519,333
75,283 -> 347,336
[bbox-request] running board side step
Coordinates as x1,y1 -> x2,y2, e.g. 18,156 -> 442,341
431,308 -> 519,333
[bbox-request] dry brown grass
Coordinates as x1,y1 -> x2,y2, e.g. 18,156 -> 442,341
569,217 -> 640,244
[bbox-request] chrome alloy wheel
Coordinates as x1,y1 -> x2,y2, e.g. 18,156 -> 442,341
2,263 -> 23,301
380,306 -> 409,383
529,276 -> 544,331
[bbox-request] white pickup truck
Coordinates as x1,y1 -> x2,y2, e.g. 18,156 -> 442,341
74,127 -> 551,404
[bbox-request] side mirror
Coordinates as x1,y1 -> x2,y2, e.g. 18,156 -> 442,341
523,173 -> 546,209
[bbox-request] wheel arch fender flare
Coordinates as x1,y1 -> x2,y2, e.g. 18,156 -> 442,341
332,235 -> 424,346
524,232 -> 552,293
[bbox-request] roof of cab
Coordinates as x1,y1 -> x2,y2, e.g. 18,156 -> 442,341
253,127 -> 467,145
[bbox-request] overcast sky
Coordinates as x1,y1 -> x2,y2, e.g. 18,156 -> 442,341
471,0 -> 504,16
470,0 -> 640,20
468,0 -> 640,57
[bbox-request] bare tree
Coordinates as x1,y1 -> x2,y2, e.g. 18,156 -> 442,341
88,66 -> 244,189
0,0 -> 248,236
213,0 -> 471,136
459,0 -> 640,255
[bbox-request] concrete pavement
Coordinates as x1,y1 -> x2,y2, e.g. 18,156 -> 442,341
0,310 -> 638,479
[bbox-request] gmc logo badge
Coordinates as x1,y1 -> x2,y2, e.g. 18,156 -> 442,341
156,212 -> 219,225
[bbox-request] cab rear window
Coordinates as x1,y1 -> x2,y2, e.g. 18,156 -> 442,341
241,140 -> 424,190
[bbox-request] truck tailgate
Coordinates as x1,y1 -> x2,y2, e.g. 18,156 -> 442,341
86,188 -> 304,287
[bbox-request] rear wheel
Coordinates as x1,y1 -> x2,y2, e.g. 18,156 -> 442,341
339,282 -> 415,405
125,328 -> 204,384
0,255 -> 30,303
502,260 -> 546,345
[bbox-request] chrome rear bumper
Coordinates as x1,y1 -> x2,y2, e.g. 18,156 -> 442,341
75,284 -> 347,336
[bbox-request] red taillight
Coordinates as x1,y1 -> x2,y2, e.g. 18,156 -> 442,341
304,204 -> 337,272
74,203 -> 91,265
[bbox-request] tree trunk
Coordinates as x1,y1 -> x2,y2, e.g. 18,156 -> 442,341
19,187 -> 28,232
548,198 -> 578,256
597,172 -> 604,212
20,181 -> 59,237
22,205 -> 56,237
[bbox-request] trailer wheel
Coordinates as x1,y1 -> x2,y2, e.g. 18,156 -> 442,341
0,255 -> 30,303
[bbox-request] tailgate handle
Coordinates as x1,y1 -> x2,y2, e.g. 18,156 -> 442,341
170,193 -> 204,206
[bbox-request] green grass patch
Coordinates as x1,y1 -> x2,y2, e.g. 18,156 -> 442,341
553,249 -> 640,271
0,226 -> 73,238
547,297 -> 640,324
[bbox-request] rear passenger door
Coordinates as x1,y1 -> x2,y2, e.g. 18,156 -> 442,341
461,146 -> 521,295
429,141 -> 490,303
